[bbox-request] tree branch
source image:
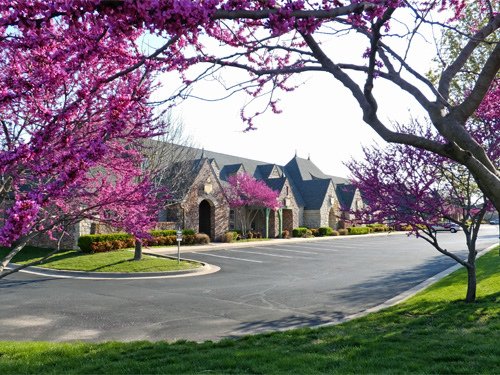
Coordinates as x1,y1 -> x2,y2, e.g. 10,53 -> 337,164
438,13 -> 500,102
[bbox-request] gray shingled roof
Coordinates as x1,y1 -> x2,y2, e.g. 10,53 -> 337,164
336,184 -> 357,210
145,141 -> 356,210
298,179 -> 332,210
262,177 -> 286,193
285,156 -> 348,184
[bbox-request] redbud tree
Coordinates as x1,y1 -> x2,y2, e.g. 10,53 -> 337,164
0,4 -> 168,276
347,120 -> 494,302
225,173 -> 281,236
1,1 -> 498,273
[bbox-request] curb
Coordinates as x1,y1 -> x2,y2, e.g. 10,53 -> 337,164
9,257 -> 220,280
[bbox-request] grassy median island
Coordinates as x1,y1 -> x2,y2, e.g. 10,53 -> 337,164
0,247 -> 498,374
0,246 -> 200,273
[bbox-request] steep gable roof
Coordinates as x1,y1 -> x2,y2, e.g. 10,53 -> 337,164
299,178 -> 333,210
284,155 -> 348,184
262,177 -> 286,193
335,183 -> 357,210
220,163 -> 245,181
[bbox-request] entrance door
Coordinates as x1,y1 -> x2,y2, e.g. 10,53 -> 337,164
199,200 -> 212,237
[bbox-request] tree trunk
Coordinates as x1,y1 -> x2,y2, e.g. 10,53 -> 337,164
134,240 -> 142,261
465,263 -> 476,303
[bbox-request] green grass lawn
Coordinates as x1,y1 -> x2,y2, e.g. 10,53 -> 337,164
0,246 -> 200,273
0,248 -> 498,374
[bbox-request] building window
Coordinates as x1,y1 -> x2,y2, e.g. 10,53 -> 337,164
229,209 -> 235,230
165,207 -> 178,222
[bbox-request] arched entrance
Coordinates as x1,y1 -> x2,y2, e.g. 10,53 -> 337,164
198,200 -> 212,237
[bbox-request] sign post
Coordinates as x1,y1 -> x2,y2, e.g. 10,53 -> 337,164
176,230 -> 183,264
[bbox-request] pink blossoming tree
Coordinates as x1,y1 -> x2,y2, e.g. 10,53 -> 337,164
347,120 -> 494,302
1,1 -> 498,275
225,173 -> 281,237
0,7 -> 167,277
1,1 -> 497,209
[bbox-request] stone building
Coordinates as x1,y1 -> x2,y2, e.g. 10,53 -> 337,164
21,144 -> 364,249
154,145 -> 364,240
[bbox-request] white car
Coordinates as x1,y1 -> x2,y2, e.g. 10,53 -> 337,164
431,223 -> 461,233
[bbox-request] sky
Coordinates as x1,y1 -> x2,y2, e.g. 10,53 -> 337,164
150,9 -> 438,179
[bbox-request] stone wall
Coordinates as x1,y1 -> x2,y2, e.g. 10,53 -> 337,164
181,160 -> 229,241
303,210 -> 321,228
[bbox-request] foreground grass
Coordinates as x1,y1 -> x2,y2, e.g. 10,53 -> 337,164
0,246 -> 199,273
0,248 -> 498,374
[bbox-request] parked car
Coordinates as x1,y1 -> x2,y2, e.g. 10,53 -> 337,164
431,223 -> 462,233
489,219 -> 499,225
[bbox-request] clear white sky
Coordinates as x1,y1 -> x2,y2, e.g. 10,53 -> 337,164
151,11 -> 438,178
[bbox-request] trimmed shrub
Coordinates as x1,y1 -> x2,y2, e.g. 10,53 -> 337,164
150,229 -> 195,237
78,233 -> 133,253
183,234 -> 195,245
223,232 -> 236,243
79,228 -> 206,253
338,228 -> 348,235
348,227 -> 370,235
150,229 -> 177,237
366,223 -> 390,232
397,224 -> 413,231
292,227 -> 309,237
195,233 -> 210,244
310,228 -> 319,237
318,226 -> 334,236
331,230 -> 339,236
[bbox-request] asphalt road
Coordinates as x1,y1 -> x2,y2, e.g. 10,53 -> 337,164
1,226 -> 498,342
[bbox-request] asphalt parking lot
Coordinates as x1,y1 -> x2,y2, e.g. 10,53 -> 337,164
1,226 -> 498,342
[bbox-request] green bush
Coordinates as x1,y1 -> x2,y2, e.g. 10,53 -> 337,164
223,232 -> 236,243
195,233 -> 210,244
150,230 -> 177,237
79,228 -> 205,253
78,233 -> 133,253
292,227 -> 309,237
310,228 -> 319,237
348,227 -> 370,235
150,229 -> 195,237
365,223 -> 390,232
331,230 -> 339,236
318,227 -> 334,236
338,228 -> 348,235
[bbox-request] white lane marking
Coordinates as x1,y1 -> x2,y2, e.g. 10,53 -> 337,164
256,246 -> 319,255
229,249 -> 309,259
194,252 -> 263,263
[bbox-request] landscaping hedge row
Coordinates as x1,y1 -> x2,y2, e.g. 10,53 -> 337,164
290,224 -> 391,238
78,230 -> 207,253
